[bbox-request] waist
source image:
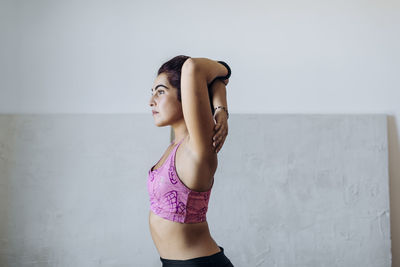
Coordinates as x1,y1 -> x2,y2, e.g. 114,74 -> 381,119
149,210 -> 220,259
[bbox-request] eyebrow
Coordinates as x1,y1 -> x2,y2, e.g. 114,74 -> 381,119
151,84 -> 169,93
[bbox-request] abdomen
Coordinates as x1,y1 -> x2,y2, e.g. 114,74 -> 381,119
148,210 -> 220,260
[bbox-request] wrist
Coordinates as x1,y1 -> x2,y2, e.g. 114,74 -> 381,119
214,106 -> 229,119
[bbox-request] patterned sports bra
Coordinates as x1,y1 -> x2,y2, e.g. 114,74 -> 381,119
147,137 -> 214,224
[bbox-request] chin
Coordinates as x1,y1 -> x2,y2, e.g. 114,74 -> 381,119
153,113 -> 174,127
153,119 -> 167,127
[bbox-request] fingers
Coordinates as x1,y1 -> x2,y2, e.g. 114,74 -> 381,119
213,127 -> 226,143
215,135 -> 226,153
213,137 -> 223,148
213,124 -> 228,153
213,130 -> 228,141
213,135 -> 222,149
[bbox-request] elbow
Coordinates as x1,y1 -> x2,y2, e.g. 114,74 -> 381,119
181,58 -> 208,83
182,58 -> 196,73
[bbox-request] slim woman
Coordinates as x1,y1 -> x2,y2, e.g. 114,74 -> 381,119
147,55 -> 234,267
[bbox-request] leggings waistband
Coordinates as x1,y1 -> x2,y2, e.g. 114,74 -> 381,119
160,246 -> 233,266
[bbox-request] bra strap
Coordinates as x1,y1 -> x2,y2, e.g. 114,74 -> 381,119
174,137 -> 185,150
171,136 -> 185,162
172,136 -> 186,146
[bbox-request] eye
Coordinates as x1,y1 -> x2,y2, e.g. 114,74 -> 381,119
151,90 -> 164,96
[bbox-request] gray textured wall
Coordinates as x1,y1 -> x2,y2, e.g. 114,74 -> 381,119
0,114 -> 391,266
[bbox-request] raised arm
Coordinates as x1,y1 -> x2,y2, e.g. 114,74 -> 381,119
180,58 -> 230,159
183,58 -> 230,86
210,79 -> 229,153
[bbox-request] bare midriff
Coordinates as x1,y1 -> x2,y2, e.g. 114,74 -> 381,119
149,210 -> 221,260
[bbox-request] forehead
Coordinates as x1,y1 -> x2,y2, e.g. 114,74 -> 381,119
151,73 -> 171,92
154,73 -> 169,85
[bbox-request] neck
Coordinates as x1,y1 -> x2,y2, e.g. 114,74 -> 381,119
171,119 -> 189,144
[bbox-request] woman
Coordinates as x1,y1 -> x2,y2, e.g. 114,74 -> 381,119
147,55 -> 234,267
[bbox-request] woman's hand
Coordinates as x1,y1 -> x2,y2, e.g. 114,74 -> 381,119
213,107 -> 229,153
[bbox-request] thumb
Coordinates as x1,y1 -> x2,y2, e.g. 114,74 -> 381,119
213,114 -> 218,123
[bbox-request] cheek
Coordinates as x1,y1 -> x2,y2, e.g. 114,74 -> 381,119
158,98 -> 169,110
159,97 -> 176,109
158,96 -> 181,113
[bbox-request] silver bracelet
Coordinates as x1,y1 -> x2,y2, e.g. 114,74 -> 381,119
214,106 -> 229,119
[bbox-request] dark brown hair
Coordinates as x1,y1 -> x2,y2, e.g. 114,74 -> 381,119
157,55 -> 214,114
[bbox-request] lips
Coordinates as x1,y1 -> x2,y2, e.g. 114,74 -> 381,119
152,111 -> 159,115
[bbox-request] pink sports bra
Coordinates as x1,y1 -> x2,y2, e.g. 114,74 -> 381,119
147,137 -> 214,224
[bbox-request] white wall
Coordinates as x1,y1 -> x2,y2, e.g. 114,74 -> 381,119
0,114 -> 391,266
0,0 -> 399,265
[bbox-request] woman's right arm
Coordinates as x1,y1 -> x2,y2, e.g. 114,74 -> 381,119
183,57 -> 229,86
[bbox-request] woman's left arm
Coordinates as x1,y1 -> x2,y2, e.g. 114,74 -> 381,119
210,79 -> 229,153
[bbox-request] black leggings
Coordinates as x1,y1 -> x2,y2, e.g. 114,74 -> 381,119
160,246 -> 234,267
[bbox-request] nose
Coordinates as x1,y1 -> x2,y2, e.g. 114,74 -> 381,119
149,94 -> 156,107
